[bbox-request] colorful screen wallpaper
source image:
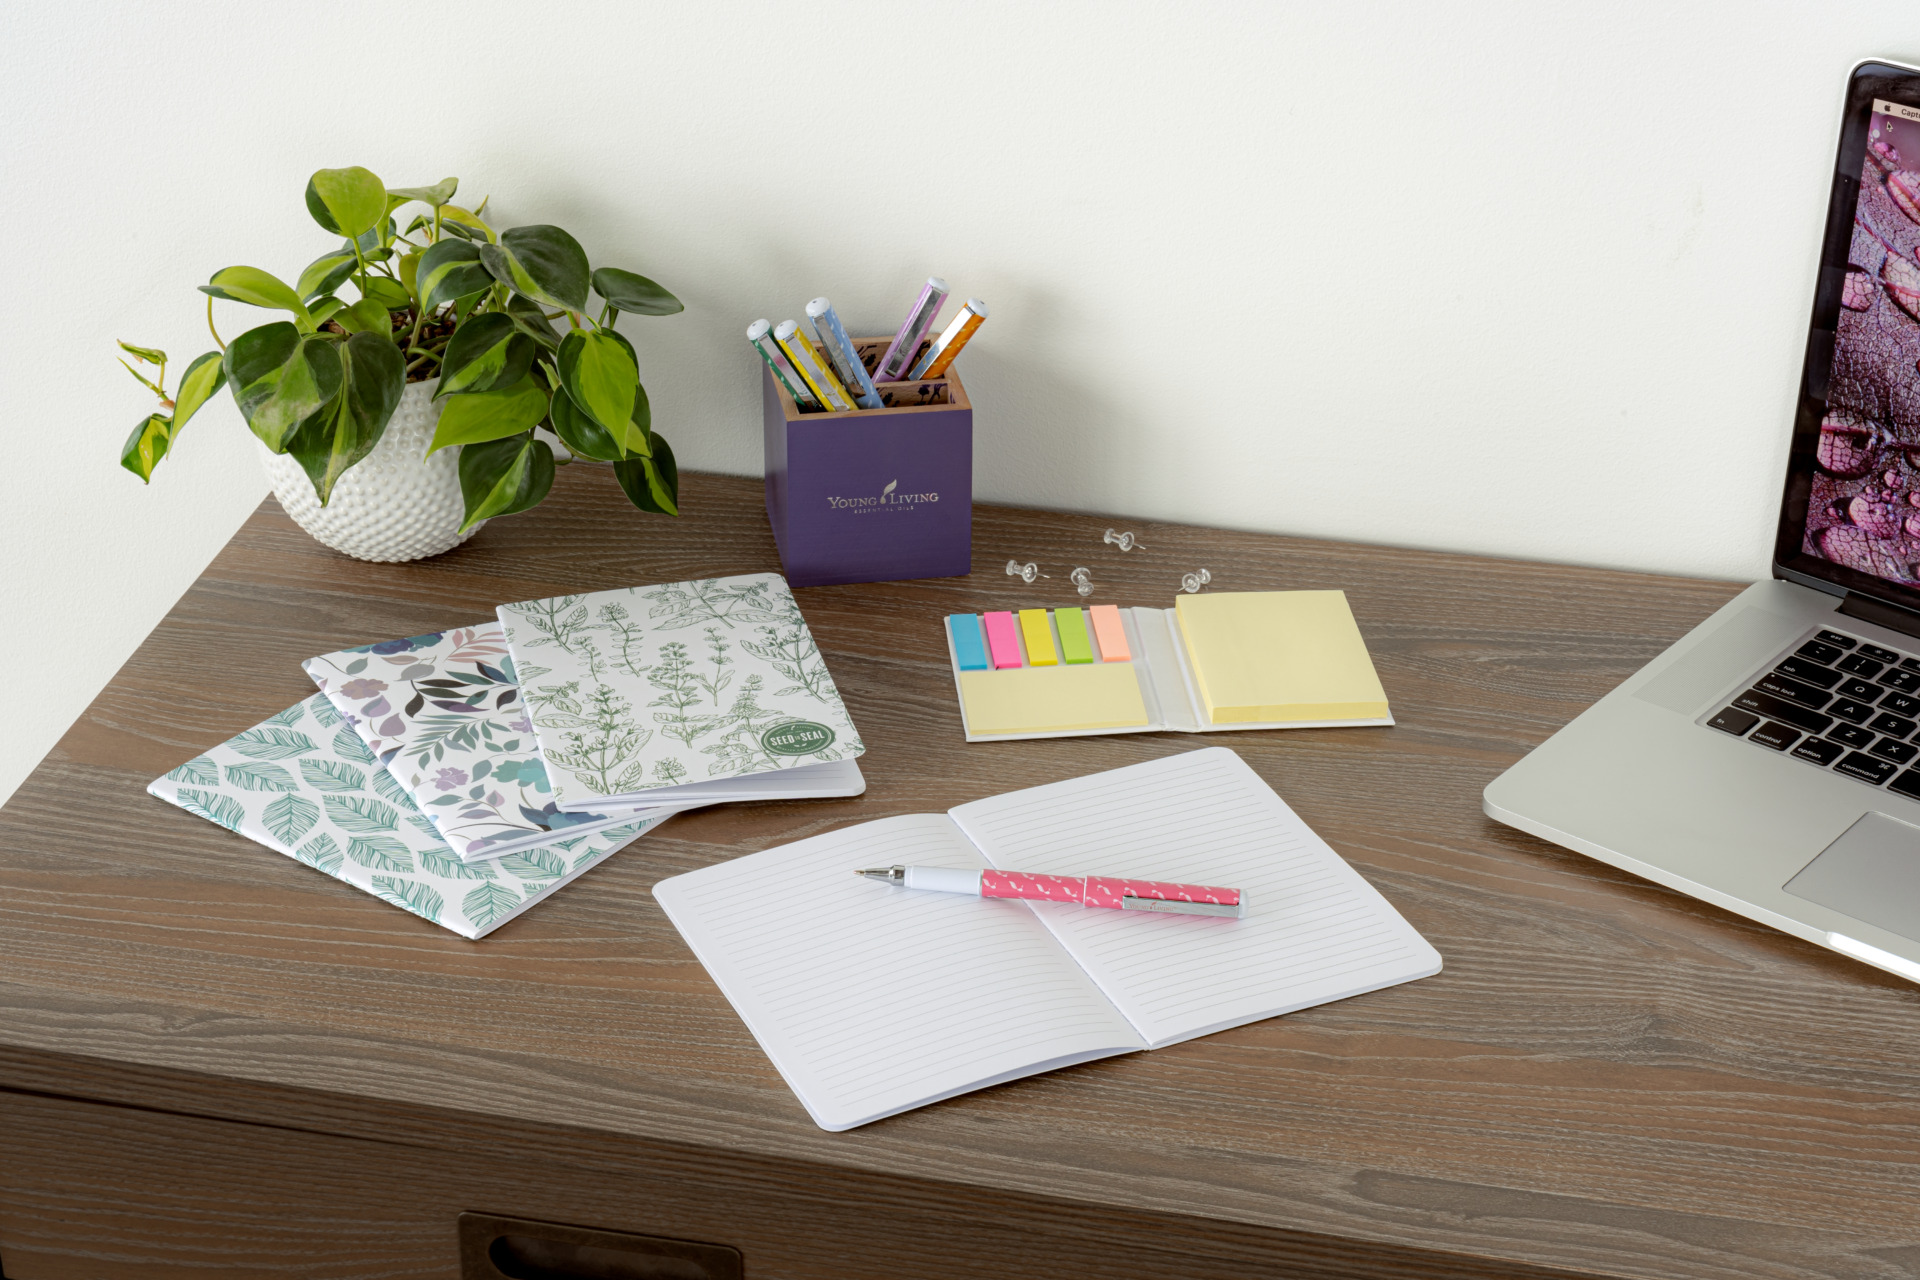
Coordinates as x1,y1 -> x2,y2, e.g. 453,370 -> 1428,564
1805,101 -> 1920,583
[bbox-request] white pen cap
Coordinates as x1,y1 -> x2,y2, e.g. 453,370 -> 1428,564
746,318 -> 772,341
926,276 -> 948,291
965,298 -> 988,316
773,319 -> 799,342
805,297 -> 832,319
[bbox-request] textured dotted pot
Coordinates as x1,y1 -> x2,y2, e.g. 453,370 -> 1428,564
258,376 -> 482,563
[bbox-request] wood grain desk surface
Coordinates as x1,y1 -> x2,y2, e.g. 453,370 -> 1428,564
2,467 -> 1916,1280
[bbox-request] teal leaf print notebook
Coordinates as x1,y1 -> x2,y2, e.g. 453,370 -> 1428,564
497,573 -> 867,812
304,623 -> 691,863
148,693 -> 665,939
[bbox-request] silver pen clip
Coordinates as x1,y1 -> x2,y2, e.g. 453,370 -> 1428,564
1119,892 -> 1246,918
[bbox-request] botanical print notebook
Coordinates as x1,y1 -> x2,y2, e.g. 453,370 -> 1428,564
497,573 -> 867,810
148,693 -> 664,939
303,624 -> 677,862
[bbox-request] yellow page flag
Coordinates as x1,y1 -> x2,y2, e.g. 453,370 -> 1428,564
1174,590 -> 1389,725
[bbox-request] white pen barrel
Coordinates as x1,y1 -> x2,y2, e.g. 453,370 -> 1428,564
902,866 -> 983,895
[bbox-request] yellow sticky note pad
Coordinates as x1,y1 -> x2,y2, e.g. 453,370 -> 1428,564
957,665 -> 1150,736
1174,590 -> 1389,724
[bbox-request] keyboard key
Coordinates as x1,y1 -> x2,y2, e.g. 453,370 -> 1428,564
1817,630 -> 1858,649
1836,677 -> 1880,702
1755,673 -> 1835,708
1838,654 -> 1885,678
1707,707 -> 1760,736
1883,692 -> 1920,717
1797,639 -> 1846,664
1873,738 -> 1919,764
1793,737 -> 1846,765
1891,769 -> 1920,800
1884,669 -> 1920,693
1902,656 -> 1920,672
1860,643 -> 1901,664
1837,752 -> 1897,784
1749,721 -> 1801,750
1731,690 -> 1833,734
1872,712 -> 1918,738
1828,698 -> 1875,723
1832,723 -> 1877,748
1776,656 -> 1844,688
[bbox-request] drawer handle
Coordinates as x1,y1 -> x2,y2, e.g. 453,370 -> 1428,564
459,1212 -> 742,1280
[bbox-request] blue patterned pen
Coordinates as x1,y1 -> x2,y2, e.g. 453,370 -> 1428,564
805,297 -> 883,409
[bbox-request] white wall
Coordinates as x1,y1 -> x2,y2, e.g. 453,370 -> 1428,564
3,1 -> 1916,805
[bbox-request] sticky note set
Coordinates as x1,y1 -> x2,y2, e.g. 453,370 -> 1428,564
942,591 -> 1394,743
1174,590 -> 1389,724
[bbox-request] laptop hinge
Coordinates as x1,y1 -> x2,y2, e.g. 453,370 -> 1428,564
1838,592 -> 1920,641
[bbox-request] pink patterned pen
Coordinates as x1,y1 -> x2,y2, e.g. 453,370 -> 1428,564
854,865 -> 1245,918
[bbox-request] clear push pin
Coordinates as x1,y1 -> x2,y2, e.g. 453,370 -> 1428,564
1179,568 -> 1212,593
1005,560 -> 1049,584
1103,528 -> 1145,552
1069,567 -> 1094,597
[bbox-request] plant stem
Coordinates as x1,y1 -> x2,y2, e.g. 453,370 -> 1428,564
206,295 -> 226,351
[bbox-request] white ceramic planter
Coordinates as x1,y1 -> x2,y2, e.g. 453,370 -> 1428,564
258,377 -> 482,562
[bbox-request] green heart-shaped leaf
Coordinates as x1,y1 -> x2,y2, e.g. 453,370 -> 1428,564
120,412 -> 173,482
417,239 -> 493,312
437,313 -> 534,397
305,166 -> 387,238
613,434 -> 678,515
224,322 -> 342,452
200,266 -> 312,326
547,383 -> 622,461
309,297 -> 347,326
335,297 -> 393,335
358,276 -> 411,311
505,293 -> 562,350
480,225 -> 590,311
388,177 -> 457,207
457,432 -> 554,532
428,377 -> 549,454
283,331 -> 406,504
439,204 -> 495,243
172,350 -> 228,431
591,268 -> 683,316
557,329 -> 639,442
296,249 -> 358,302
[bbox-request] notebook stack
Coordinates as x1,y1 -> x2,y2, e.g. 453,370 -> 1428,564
149,573 -> 866,938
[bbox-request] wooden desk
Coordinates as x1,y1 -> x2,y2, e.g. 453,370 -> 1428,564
1,469 -> 1915,1280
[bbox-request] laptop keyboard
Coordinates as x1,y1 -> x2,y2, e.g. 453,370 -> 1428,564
1707,627 -> 1920,799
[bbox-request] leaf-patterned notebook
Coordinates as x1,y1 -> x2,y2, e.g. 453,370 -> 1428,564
303,624 -> 686,863
147,693 -> 665,939
497,573 -> 867,811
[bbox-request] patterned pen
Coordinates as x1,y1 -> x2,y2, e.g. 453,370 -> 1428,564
873,276 -> 949,382
747,319 -> 821,410
805,297 -> 883,409
774,319 -> 856,412
908,298 -> 988,379
854,865 -> 1245,917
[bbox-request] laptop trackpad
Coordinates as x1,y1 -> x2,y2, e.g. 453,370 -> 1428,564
1785,813 -> 1920,942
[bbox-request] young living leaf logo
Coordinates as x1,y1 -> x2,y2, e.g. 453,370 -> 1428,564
825,477 -> 939,512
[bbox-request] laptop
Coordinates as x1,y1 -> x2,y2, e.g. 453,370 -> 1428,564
1484,59 -> 1920,986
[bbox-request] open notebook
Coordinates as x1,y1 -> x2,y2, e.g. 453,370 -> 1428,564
653,747 -> 1440,1130
945,591 -> 1394,741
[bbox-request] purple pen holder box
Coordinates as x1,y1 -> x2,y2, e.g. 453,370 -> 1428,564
763,336 -> 972,588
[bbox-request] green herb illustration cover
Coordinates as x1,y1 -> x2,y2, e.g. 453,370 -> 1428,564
497,574 -> 865,810
147,693 -> 662,938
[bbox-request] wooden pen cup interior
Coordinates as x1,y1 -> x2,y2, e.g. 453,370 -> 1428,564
781,336 -> 963,416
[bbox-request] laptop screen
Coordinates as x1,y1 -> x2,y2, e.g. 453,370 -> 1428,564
1776,63 -> 1920,611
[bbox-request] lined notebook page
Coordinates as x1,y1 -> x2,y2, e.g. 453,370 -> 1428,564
652,814 -> 1145,1131
949,747 -> 1441,1048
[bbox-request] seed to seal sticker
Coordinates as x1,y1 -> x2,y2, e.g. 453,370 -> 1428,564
762,720 -> 836,756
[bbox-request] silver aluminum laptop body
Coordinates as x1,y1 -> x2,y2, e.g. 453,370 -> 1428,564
1484,59 -> 1920,985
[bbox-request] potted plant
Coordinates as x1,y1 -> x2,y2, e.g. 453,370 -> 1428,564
117,166 -> 684,561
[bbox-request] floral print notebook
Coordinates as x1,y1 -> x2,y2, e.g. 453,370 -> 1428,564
147,693 -> 663,939
497,573 -> 867,811
303,624 -> 675,862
